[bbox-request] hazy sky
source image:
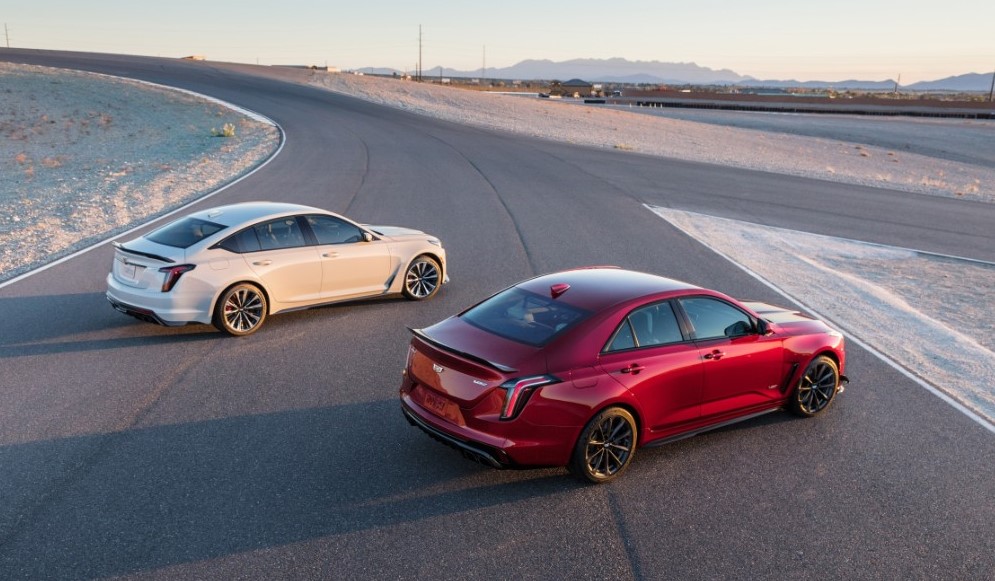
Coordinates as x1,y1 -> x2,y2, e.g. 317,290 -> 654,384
5,0 -> 993,83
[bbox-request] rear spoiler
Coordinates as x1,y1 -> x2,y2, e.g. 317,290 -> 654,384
112,242 -> 176,264
409,327 -> 517,374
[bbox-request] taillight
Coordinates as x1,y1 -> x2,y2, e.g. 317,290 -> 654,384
159,264 -> 195,292
499,375 -> 558,420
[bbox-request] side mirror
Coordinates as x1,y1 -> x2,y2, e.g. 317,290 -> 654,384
362,231 -> 375,242
757,319 -> 773,335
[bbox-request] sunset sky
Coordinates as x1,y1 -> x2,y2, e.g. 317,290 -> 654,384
4,0 -> 993,83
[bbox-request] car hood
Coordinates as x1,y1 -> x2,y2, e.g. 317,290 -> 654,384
742,301 -> 815,323
367,225 -> 427,239
742,301 -> 834,335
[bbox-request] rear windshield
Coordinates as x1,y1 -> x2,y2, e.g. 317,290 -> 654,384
461,287 -> 589,346
146,217 -> 227,249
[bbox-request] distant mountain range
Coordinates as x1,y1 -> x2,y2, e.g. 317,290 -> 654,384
357,58 -> 995,92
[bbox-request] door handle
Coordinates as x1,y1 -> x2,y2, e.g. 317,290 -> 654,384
620,363 -> 645,375
252,260 -> 272,266
321,252 -> 339,258
703,349 -> 724,360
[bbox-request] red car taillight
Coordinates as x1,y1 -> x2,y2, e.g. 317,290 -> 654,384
499,375 -> 558,421
158,264 -> 196,292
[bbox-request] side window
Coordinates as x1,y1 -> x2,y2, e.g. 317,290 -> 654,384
606,301 -> 684,352
218,228 -> 261,253
306,214 -> 363,245
679,297 -> 754,340
607,320 -> 636,351
253,217 -> 306,251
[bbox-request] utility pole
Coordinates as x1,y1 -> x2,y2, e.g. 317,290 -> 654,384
5,24 -> 10,49
989,66 -> 994,102
418,25 -> 423,82
482,45 -> 486,81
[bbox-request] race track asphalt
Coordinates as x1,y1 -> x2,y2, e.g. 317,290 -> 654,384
1,49 -> 992,580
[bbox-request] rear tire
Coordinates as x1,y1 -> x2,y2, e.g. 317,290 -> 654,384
789,355 -> 840,417
214,283 -> 267,336
568,407 -> 637,483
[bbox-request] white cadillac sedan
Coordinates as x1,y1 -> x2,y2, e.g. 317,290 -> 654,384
106,202 -> 448,336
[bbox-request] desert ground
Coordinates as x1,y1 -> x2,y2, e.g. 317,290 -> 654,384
0,62 -> 279,282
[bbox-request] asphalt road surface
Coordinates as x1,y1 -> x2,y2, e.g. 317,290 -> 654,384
1,49 -> 993,580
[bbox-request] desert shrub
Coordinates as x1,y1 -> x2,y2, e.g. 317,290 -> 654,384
211,122 -> 236,138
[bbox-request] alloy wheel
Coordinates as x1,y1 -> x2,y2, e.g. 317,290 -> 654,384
584,414 -> 634,478
405,260 -> 439,299
797,360 -> 838,414
223,287 -> 264,333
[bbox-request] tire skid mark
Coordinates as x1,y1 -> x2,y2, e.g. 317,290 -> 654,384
607,488 -> 643,580
417,130 -> 539,276
338,127 -> 372,217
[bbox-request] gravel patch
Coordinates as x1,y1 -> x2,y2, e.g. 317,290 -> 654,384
0,63 -> 280,282
651,207 -> 995,427
307,73 -> 994,202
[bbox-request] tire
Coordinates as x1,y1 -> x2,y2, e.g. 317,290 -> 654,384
789,355 -> 840,417
213,283 -> 268,336
568,407 -> 637,484
402,255 -> 441,301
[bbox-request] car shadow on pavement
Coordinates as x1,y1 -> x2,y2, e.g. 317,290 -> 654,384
0,399 -> 581,579
0,292 -> 220,357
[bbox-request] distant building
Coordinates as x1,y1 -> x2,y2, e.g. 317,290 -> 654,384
561,78 -> 594,97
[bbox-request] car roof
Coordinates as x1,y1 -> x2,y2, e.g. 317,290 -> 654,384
515,267 -> 703,312
186,202 -> 331,229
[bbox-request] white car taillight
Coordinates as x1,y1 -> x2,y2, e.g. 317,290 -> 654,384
158,264 -> 196,292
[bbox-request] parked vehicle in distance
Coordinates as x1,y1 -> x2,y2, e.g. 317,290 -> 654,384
400,267 -> 847,483
107,202 -> 447,336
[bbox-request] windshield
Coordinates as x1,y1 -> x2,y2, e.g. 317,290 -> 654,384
146,217 -> 226,249
461,287 -> 589,346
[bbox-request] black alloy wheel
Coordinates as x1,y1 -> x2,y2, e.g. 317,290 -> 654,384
790,355 -> 840,417
569,407 -> 637,483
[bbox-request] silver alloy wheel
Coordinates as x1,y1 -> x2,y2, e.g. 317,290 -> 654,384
223,286 -> 264,333
584,414 -> 634,478
797,360 -> 838,414
404,259 -> 439,299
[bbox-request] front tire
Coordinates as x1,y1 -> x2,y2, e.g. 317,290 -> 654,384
214,283 -> 267,336
789,355 -> 840,417
402,255 -> 441,301
568,407 -> 637,483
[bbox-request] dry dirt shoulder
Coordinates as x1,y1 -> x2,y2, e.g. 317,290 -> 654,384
305,72 -> 995,203
0,63 -> 280,283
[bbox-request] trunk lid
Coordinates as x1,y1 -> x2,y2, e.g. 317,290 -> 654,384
408,317 -> 543,407
111,239 -> 184,290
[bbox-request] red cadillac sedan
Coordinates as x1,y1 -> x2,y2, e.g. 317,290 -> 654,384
399,267 -> 848,483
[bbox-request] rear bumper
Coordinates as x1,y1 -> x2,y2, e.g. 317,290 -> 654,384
106,274 -> 213,326
106,294 -> 186,327
401,402 -> 508,468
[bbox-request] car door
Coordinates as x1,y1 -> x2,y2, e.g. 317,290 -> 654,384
241,216 -> 322,304
677,296 -> 784,419
597,301 -> 703,433
303,214 -> 391,299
